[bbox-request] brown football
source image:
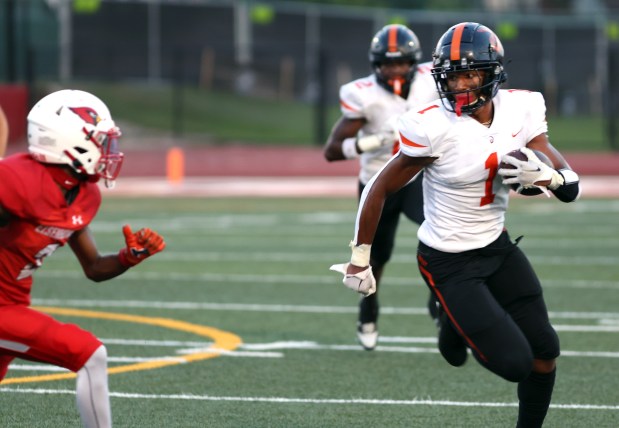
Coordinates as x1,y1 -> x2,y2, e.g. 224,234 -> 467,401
499,149 -> 553,196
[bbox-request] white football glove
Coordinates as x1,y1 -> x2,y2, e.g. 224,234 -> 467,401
329,263 -> 377,297
356,116 -> 399,153
497,147 -> 563,194
356,132 -> 395,153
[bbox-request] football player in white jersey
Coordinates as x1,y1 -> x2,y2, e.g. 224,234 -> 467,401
333,22 -> 580,427
324,24 -> 439,351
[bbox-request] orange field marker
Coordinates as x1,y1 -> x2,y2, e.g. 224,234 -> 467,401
166,147 -> 185,184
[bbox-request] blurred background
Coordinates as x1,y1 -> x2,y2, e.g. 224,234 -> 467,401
2,0 -> 619,152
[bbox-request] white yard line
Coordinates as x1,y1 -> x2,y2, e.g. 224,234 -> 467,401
8,337 -> 619,376
1,387 -> 618,411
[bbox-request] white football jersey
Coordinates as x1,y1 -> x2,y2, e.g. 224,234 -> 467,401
339,61 -> 438,184
397,89 -> 548,253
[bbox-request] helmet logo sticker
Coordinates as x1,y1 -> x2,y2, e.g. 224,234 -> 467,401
69,107 -> 101,125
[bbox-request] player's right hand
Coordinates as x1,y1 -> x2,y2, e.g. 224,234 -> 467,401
329,263 -> 377,297
118,224 -> 166,267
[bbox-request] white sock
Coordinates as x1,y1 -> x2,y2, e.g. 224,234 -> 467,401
76,345 -> 111,428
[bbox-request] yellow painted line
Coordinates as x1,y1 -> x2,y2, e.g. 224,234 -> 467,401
2,307 -> 242,385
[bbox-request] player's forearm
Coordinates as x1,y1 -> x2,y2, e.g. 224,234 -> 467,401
349,211 -> 382,274
82,254 -> 129,282
323,139 -> 350,161
354,157 -> 416,244
354,194 -> 384,247
351,172 -> 390,261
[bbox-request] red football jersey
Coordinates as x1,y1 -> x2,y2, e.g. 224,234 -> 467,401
0,154 -> 101,305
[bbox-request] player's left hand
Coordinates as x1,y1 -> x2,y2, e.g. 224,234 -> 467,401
497,147 -> 560,193
356,115 -> 401,154
329,263 -> 377,297
118,224 -> 166,267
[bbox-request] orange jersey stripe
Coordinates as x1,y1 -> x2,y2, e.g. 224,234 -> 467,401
388,26 -> 398,52
392,141 -> 400,155
450,23 -> 466,60
339,100 -> 359,112
399,132 -> 427,148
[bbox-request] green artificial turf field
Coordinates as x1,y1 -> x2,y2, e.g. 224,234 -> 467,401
1,196 -> 618,427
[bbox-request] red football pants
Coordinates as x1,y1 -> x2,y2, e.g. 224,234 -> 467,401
0,305 -> 102,381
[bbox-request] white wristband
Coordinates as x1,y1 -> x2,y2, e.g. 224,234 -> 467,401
341,138 -> 359,159
356,134 -> 382,153
349,241 -> 371,267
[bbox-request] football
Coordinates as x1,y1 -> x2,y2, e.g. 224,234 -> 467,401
499,149 -> 553,196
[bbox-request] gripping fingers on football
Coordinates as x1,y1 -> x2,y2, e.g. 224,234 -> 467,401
118,224 -> 166,267
329,263 -> 377,297
498,148 -> 555,184
498,173 -> 550,196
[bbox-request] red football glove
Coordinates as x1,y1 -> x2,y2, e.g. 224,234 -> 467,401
118,224 -> 166,267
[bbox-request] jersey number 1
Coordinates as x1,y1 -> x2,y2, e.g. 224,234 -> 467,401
481,152 -> 498,206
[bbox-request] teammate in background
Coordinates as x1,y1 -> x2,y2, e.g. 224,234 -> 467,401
333,22 -> 580,427
324,24 -> 439,350
0,90 -> 166,428
0,105 -> 8,158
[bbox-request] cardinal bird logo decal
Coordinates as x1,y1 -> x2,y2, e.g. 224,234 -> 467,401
69,107 -> 101,125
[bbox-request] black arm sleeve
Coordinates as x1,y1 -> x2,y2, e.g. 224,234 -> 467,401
551,169 -> 580,202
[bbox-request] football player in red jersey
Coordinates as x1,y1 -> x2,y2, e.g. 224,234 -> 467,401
325,24 -> 440,350
0,89 -> 166,428
333,22 -> 580,427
